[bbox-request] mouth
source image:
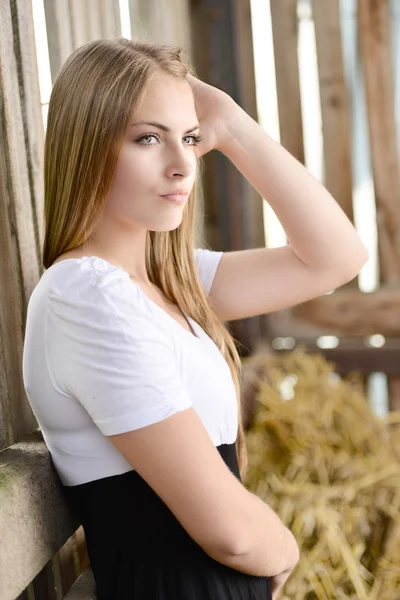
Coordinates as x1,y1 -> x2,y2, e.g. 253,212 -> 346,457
160,193 -> 189,205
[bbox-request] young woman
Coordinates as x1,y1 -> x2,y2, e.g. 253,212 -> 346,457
22,39 -> 368,600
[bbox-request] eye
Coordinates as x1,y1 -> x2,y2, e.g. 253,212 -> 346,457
184,135 -> 203,146
136,134 -> 159,145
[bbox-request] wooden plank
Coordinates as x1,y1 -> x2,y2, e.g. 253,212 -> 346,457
232,0 -> 266,251
0,2 -> 40,448
32,562 -> 58,600
0,165 -> 37,447
63,568 -> 96,600
190,0 -> 262,352
311,0 -> 354,224
57,536 -> 80,597
0,430 -> 80,600
359,0 -> 400,284
270,0 -> 305,164
14,0 -> 45,256
0,0 -> 41,313
87,0 -> 103,42
43,0 -> 74,82
231,0 -> 267,343
69,0 -> 92,48
99,0 -> 122,39
387,377 -> 400,411
130,0 -> 192,51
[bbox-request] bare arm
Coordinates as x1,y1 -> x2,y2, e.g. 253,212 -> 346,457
108,406 -> 298,577
215,489 -> 299,578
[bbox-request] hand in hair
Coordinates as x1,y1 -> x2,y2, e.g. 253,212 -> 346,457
186,74 -> 241,157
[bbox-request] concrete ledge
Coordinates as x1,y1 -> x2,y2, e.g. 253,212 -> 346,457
0,429 -> 81,599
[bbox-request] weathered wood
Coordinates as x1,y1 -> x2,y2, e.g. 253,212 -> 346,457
190,0 -> 266,353
14,0 -> 45,257
387,377 -> 400,411
99,0 -> 122,39
43,0 -> 74,81
232,0 -> 266,254
129,0 -> 192,52
0,39 -> 37,450
359,0 -> 400,284
68,0 -> 92,48
0,0 -> 41,314
311,0 -> 354,224
86,0 -> 103,42
57,534 -> 82,598
32,561 -> 58,600
292,287 -> 400,336
270,0 -> 305,164
359,0 -> 400,412
0,430 -> 80,600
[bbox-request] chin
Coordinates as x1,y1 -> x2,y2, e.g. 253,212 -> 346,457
148,216 -> 184,233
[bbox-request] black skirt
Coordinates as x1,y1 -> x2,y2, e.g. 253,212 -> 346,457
61,442 -> 272,600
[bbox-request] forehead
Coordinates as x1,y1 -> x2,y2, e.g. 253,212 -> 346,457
132,75 -> 197,123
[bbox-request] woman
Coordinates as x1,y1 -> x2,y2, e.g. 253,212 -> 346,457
22,38 -> 368,599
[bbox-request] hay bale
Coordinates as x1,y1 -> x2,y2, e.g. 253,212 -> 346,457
241,347 -> 400,599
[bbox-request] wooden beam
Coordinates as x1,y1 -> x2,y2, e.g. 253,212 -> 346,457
292,287 -> 400,336
273,339 -> 400,376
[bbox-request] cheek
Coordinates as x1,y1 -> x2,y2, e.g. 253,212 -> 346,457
112,151 -> 152,191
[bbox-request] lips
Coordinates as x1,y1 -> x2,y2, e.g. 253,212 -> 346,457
160,192 -> 189,205
160,190 -> 189,196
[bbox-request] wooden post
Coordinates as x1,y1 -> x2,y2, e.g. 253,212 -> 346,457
270,0 -> 305,165
359,0 -> 400,411
359,0 -> 400,285
312,0 -> 354,225
190,0 -> 266,353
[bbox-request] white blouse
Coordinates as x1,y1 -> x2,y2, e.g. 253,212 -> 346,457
22,249 -> 238,486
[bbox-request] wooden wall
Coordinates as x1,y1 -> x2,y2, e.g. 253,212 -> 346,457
0,1 -> 193,598
2,0 -> 400,598
190,0 -> 400,410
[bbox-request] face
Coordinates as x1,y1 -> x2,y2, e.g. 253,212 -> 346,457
104,74 -> 199,232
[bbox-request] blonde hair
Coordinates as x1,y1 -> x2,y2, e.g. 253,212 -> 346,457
42,38 -> 248,479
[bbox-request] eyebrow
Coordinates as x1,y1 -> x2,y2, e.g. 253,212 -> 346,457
130,121 -> 200,134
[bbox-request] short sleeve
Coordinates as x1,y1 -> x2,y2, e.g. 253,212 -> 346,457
194,247 -> 223,296
46,258 -> 193,436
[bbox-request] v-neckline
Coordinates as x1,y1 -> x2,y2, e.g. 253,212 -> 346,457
130,279 -> 201,341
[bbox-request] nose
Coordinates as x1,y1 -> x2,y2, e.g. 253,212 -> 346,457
165,144 -> 195,179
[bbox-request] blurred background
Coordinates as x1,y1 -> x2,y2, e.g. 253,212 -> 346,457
1,0 -> 400,598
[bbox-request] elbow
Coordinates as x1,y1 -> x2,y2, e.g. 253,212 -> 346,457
331,243 -> 369,286
343,244 -> 369,282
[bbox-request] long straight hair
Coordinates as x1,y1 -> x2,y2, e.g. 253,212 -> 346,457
42,38 -> 248,479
